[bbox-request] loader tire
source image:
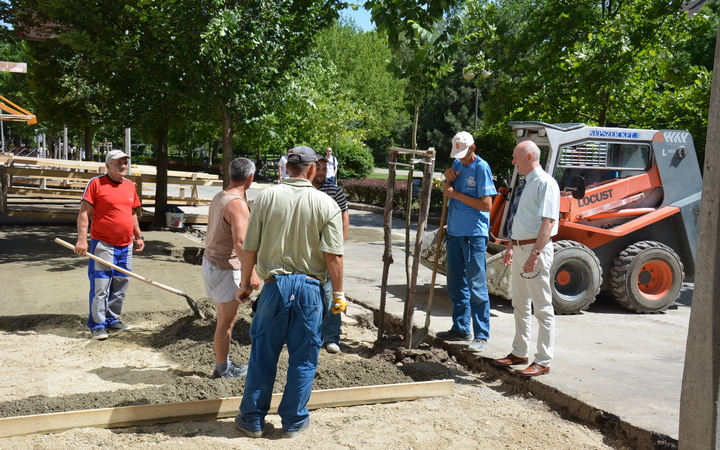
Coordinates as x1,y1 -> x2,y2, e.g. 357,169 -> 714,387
550,240 -> 602,314
610,241 -> 684,313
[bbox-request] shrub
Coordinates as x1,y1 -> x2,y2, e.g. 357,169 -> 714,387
341,178 -> 445,216
335,141 -> 374,180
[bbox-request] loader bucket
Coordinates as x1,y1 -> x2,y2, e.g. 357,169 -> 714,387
419,229 -> 512,301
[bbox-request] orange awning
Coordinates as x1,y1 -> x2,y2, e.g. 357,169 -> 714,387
0,95 -> 37,125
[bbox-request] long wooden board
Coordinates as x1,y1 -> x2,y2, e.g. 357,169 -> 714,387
0,155 -> 220,179
0,380 -> 454,438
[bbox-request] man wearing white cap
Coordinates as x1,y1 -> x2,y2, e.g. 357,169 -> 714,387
437,132 -> 497,354
74,150 -> 145,341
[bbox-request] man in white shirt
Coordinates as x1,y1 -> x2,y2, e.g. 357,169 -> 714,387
277,149 -> 290,182
494,140 -> 560,377
324,147 -> 338,184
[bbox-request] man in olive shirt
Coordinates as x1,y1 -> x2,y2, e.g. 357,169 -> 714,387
234,146 -> 345,439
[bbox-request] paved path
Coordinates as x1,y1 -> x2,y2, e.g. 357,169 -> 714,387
341,208 -> 689,445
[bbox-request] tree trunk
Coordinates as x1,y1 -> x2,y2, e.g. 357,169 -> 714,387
221,104 -> 234,189
152,117 -> 170,228
84,126 -> 93,162
211,138 -> 220,166
411,101 -> 420,150
598,89 -> 609,126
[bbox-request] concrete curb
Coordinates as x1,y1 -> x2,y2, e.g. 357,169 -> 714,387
351,297 -> 678,450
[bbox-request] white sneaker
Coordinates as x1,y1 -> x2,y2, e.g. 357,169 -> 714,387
466,338 -> 488,353
325,342 -> 340,354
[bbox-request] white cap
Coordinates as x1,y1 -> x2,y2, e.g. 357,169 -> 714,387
451,131 -> 474,159
105,150 -> 130,163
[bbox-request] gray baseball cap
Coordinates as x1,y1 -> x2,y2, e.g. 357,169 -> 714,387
287,146 -> 318,163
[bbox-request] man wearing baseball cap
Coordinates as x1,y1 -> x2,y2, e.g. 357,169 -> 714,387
437,131 -> 497,354
235,145 -> 345,438
74,150 -> 145,341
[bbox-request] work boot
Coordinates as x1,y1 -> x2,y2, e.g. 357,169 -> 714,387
283,418 -> 310,438
234,415 -> 263,438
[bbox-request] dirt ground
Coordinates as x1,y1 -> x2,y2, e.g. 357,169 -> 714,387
0,224 -> 629,449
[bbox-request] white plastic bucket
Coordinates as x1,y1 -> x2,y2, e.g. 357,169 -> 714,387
165,212 -> 185,228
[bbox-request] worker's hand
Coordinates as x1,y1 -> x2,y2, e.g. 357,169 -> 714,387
134,238 -> 145,253
331,291 -> 348,314
503,248 -> 513,266
443,168 -> 459,183
442,185 -> 455,199
74,239 -> 88,256
234,285 -> 253,303
250,273 -> 261,291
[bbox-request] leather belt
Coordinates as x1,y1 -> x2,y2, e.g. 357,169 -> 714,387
512,238 -> 537,246
264,275 -> 320,284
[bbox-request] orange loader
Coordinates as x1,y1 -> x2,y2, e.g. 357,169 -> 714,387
422,121 -> 702,314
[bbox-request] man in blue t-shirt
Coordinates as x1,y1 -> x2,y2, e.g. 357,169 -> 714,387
438,131 -> 497,353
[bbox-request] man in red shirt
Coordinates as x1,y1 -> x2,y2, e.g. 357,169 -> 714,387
74,150 -> 145,340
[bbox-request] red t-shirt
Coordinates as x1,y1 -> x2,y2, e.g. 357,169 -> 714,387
82,175 -> 142,246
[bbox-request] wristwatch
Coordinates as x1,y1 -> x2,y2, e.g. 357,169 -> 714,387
134,236 -> 145,241
531,248 -> 541,256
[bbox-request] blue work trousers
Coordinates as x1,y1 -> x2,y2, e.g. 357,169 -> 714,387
320,276 -> 341,345
446,235 -> 490,340
239,274 -> 323,432
87,239 -> 132,330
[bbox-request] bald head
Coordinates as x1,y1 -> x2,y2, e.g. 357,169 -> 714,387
517,140 -> 540,161
512,140 -> 541,175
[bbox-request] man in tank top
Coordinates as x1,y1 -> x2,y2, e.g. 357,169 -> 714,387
202,157 -> 260,378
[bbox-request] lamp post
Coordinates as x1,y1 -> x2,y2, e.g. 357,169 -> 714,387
462,69 -> 491,131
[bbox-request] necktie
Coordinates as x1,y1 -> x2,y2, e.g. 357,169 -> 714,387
506,179 -> 525,239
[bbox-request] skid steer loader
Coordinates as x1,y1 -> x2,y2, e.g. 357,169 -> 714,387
420,121 -> 702,314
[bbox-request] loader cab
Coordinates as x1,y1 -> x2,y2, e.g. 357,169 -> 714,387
554,140 -> 653,189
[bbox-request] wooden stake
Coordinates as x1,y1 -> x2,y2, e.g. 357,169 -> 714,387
403,150 -> 435,348
0,380 -> 454,438
378,150 -> 398,341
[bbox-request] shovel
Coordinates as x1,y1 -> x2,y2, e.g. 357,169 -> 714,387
55,238 -> 205,319
412,194 -> 449,348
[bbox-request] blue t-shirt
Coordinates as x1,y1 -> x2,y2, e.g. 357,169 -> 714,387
447,156 -> 497,237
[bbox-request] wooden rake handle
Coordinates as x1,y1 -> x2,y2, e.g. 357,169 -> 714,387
54,237 -> 185,296
424,194 -> 449,327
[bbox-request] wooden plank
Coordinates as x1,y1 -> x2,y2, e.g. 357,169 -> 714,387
4,208 -> 78,220
8,187 -> 84,199
0,156 -> 219,180
0,380 -> 454,438
6,166 -> 99,181
389,147 -> 437,157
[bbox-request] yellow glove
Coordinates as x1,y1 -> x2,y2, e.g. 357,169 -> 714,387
331,291 -> 347,314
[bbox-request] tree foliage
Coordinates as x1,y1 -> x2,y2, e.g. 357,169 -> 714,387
367,0 -> 463,149
312,21 -> 405,142
462,0 -> 715,165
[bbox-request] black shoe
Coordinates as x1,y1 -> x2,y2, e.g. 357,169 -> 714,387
283,418 -> 310,438
234,415 -> 263,438
436,330 -> 472,341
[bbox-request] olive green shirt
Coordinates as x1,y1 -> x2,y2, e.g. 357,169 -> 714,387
243,178 -> 344,283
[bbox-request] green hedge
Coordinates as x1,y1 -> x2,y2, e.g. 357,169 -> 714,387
341,178 -> 444,215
